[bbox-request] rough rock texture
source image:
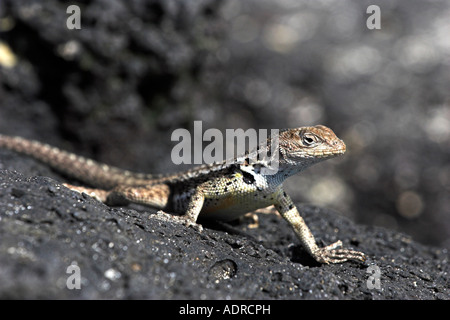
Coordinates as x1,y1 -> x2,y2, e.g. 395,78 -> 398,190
0,149 -> 448,299
1,0 -> 449,249
0,0 -> 449,300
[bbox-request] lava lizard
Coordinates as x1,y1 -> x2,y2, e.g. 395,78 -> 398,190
0,125 -> 366,264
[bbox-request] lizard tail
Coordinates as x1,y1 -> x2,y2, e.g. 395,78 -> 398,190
0,134 -> 157,189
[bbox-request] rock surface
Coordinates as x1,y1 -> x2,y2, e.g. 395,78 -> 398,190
1,0 -> 449,248
0,148 -> 448,299
0,0 -> 449,300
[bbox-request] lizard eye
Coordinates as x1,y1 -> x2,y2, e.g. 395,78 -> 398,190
302,134 -> 316,146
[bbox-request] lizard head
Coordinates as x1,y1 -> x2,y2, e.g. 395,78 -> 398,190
278,125 -> 346,165
239,125 -> 346,176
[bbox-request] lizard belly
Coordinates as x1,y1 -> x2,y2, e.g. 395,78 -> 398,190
197,171 -> 281,221
171,171 -> 281,221
200,190 -> 276,221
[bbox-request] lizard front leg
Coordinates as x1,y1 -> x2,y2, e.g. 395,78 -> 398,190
155,187 -> 205,231
274,190 -> 366,264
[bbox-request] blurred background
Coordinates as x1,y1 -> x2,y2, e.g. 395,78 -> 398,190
0,0 -> 449,248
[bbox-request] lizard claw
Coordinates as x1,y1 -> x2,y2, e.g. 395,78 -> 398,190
312,240 -> 366,264
176,215 -> 203,232
155,210 -> 203,232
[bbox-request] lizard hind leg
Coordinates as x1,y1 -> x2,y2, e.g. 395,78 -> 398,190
63,183 -> 110,203
63,183 -> 171,209
106,184 -> 170,208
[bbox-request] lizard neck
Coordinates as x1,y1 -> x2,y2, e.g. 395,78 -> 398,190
238,156 -> 320,193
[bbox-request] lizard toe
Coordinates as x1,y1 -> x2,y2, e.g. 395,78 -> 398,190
154,211 -> 203,232
314,243 -> 366,264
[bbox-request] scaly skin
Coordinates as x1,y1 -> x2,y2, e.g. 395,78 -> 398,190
0,125 -> 366,264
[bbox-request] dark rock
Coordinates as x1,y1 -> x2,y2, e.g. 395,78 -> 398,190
0,0 -> 449,300
0,149 -> 448,299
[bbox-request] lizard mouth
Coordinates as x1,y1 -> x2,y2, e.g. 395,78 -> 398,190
292,146 -> 346,159
313,139 -> 347,158
314,147 -> 346,157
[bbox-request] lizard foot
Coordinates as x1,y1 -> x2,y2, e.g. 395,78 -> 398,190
155,210 -> 203,232
312,240 -> 366,264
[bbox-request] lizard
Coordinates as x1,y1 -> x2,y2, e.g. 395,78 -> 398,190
0,125 -> 366,264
